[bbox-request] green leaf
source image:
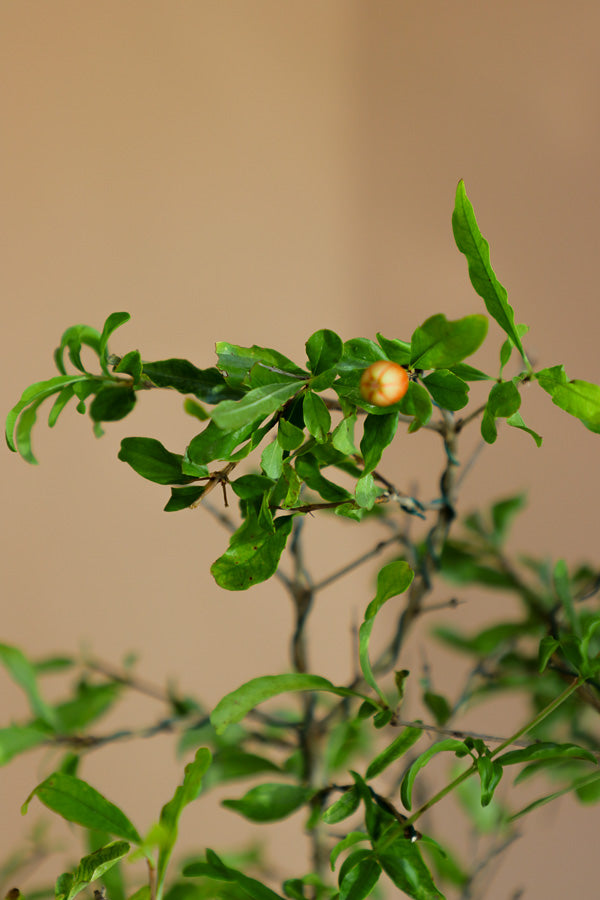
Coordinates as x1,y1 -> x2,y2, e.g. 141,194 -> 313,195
118,437 -> 195,485
400,740 -> 469,811
365,727 -> 423,780
57,841 -> 130,900
538,636 -> 560,673
303,392 -> 332,442
216,342 -> 306,388
15,397 -> 45,464
54,681 -> 122,733
156,748 -> 212,894
0,644 -> 58,729
423,692 -> 452,727
186,419 -> 259,466
330,833 -> 371,872
6,374 -> 90,456
476,756 -> 503,806
554,559 -> 578,634
506,412 -> 543,446
0,724 -> 50,765
89,386 -> 137,422
360,562 -> 414,703
23,773 -> 141,843
261,439 -> 284,479
331,411 -> 357,455
210,514 -> 294,591
422,370 -> 469,411
449,362 -> 493,382
54,324 -> 102,375
295,454 -> 352,504
497,741 -> 597,769
410,314 -> 488,370
480,380 -> 521,444
142,359 -> 241,403
114,350 -> 143,383
306,329 -> 343,375
398,381 -> 432,429
536,365 -> 600,433
360,413 -> 398,475
212,382 -> 302,431
452,180 -> 526,361
211,673 -> 367,734
376,333 -> 411,365
48,385 -> 77,427
338,338 -> 386,372
490,493 -> 527,544
277,418 -> 305,451
355,473 -> 378,511
499,324 -> 529,374
322,787 -> 360,825
183,849 -> 286,900
99,313 -> 131,374
376,837 -> 445,900
164,486 -> 206,511
339,857 -> 381,900
222,782 -> 313,822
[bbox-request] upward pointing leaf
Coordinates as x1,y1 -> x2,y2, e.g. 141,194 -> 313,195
0,644 -> 58,729
452,181 -> 527,362
410,314 -> 488,370
99,313 -> 131,374
156,748 -> 212,894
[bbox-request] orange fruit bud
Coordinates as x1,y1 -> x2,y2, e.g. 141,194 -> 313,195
359,360 -> 409,407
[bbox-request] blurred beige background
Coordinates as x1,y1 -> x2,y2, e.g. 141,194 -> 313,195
2,2 -> 600,897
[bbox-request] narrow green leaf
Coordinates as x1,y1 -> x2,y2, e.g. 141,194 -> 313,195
59,841 -> 130,900
211,673 -> 368,734
398,381 -> 432,428
143,359 -> 241,403
212,382 -> 302,431
183,849 -> 286,900
99,313 -> 131,374
400,740 -> 469,811
452,180 -> 526,360
423,692 -> 452,727
536,365 -> 600,433
54,324 -> 102,375
0,644 -> 58,728
497,741 -> 597,769
306,329 -> 343,375
295,454 -> 351,503
223,782 -> 313,822
23,773 -> 141,843
360,562 -> 414,702
186,419 -> 259,466
156,748 -> 212,893
210,514 -> 294,591
48,386 -> 77,427
477,756 -> 503,806
303,391 -> 332,442
118,437 -> 194,485
331,411 -> 357,455
538,635 -> 560,673
410,314 -> 488,370
365,726 -> 423,780
322,787 -> 360,825
6,374 -> 90,456
164,486 -> 206,511
554,559 -> 577,634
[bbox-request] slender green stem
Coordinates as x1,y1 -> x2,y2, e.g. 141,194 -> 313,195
382,676 -> 585,843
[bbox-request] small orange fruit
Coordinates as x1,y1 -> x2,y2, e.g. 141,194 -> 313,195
359,360 -> 409,407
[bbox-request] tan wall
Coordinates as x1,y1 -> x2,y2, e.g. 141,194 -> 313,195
2,3 -> 599,897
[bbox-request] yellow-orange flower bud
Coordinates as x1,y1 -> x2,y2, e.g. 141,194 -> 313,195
359,360 -> 409,407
